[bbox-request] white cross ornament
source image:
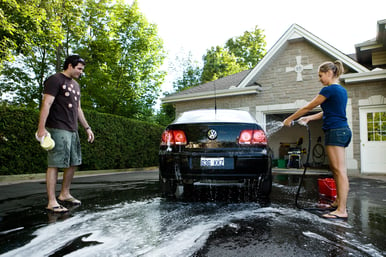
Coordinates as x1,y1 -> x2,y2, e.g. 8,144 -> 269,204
286,56 -> 313,81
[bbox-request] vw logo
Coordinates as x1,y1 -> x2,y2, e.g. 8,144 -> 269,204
207,129 -> 217,140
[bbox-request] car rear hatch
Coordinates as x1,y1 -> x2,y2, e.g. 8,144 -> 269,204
160,122 -> 270,178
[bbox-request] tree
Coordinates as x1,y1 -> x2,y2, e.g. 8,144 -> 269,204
77,0 -> 166,119
0,0 -> 48,66
0,0 -> 76,108
171,52 -> 202,93
200,26 -> 267,83
155,52 -> 201,125
161,26 -> 267,123
0,0 -> 166,121
201,46 -> 244,83
225,25 -> 267,69
155,103 -> 175,126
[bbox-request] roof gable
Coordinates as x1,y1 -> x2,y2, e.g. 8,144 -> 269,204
237,24 -> 369,88
354,19 -> 386,69
162,23 -> 372,104
162,70 -> 261,104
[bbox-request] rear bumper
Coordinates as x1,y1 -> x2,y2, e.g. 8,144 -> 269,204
159,150 -> 271,181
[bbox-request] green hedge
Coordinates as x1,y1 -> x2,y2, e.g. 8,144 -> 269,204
0,106 -> 164,175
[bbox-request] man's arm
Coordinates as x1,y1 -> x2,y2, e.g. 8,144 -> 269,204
37,94 -> 55,138
78,101 -> 94,143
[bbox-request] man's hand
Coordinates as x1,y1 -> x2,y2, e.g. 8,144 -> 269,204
86,128 -> 94,143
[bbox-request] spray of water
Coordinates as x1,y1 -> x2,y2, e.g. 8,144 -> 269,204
265,121 -> 284,138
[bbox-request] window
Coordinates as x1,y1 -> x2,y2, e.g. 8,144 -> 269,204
367,112 -> 386,141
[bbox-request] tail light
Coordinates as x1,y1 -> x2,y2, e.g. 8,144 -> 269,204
161,130 -> 187,145
239,129 -> 267,145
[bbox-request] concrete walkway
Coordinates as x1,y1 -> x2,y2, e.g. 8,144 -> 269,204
0,167 -> 159,185
1,167 -> 385,185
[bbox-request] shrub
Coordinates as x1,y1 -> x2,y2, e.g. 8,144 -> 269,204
0,106 -> 164,175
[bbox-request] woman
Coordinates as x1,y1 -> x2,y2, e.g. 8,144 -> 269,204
283,60 -> 352,220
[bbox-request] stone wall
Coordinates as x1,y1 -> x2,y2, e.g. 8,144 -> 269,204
173,39 -> 386,172
346,80 -> 386,170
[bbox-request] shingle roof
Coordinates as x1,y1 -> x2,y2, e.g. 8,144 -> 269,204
168,69 -> 252,97
162,23 -> 370,104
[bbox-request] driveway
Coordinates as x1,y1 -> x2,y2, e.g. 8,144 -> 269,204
0,168 -> 385,256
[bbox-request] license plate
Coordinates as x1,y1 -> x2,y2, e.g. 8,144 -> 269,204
200,157 -> 224,167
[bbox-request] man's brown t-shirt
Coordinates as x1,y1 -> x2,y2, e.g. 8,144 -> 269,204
43,73 -> 80,131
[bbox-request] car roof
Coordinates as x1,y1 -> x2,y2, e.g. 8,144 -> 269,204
172,109 -> 258,124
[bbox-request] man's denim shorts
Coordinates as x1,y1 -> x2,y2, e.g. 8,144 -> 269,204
324,127 -> 352,147
46,128 -> 82,168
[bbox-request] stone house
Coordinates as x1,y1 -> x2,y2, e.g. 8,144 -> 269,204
162,20 -> 386,174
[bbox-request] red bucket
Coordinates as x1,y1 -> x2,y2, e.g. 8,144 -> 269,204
318,178 -> 337,198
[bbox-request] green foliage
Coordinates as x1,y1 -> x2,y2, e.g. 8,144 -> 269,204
78,110 -> 164,170
171,52 -> 202,93
201,46 -> 244,83
0,60 -> 41,108
0,106 -> 164,175
78,0 -> 166,118
225,25 -> 267,69
160,27 -> 267,122
0,0 -> 166,121
0,0 -> 85,107
0,0 -> 48,65
0,106 -> 44,175
155,103 -> 176,127
201,26 -> 267,83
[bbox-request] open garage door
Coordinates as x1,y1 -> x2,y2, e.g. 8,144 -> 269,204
265,113 -> 325,168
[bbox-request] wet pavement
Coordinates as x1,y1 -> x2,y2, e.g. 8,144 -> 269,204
0,169 -> 385,257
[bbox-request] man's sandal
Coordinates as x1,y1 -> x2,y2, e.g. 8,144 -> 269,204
45,205 -> 68,213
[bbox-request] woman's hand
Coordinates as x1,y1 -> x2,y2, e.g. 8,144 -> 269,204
283,118 -> 293,127
297,117 -> 309,126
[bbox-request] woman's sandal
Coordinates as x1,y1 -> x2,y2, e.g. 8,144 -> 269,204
58,197 -> 81,205
322,212 -> 348,220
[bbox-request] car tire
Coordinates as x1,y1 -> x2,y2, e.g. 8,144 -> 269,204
159,175 -> 177,198
257,171 -> 272,196
183,183 -> 194,197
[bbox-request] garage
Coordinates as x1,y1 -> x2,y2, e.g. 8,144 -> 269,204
163,21 -> 386,174
265,113 -> 326,169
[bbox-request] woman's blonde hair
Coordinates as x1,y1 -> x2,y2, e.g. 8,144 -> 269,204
318,60 -> 344,77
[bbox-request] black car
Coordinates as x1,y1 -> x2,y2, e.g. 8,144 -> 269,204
159,109 -> 272,198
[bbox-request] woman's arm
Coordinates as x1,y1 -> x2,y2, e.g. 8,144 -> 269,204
283,94 -> 326,126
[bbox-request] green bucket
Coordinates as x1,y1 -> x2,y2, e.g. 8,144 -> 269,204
278,159 -> 286,168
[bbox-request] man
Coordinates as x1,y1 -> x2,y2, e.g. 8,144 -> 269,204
37,55 -> 94,213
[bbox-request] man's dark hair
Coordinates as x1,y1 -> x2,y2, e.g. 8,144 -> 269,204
63,55 -> 86,70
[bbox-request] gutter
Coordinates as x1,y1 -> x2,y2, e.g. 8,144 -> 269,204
341,69 -> 386,83
161,85 -> 262,104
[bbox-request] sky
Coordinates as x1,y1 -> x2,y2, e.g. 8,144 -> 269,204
128,0 -> 386,96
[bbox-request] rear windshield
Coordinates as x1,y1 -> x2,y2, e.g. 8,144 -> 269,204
173,109 -> 257,124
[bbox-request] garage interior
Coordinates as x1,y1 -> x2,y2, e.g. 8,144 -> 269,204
265,113 -> 328,169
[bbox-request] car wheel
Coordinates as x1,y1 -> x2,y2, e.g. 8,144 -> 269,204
183,182 -> 194,197
257,171 -> 272,196
159,175 -> 177,198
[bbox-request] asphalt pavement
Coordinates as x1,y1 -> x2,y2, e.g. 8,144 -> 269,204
1,167 -> 385,256
1,167 -> 385,202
